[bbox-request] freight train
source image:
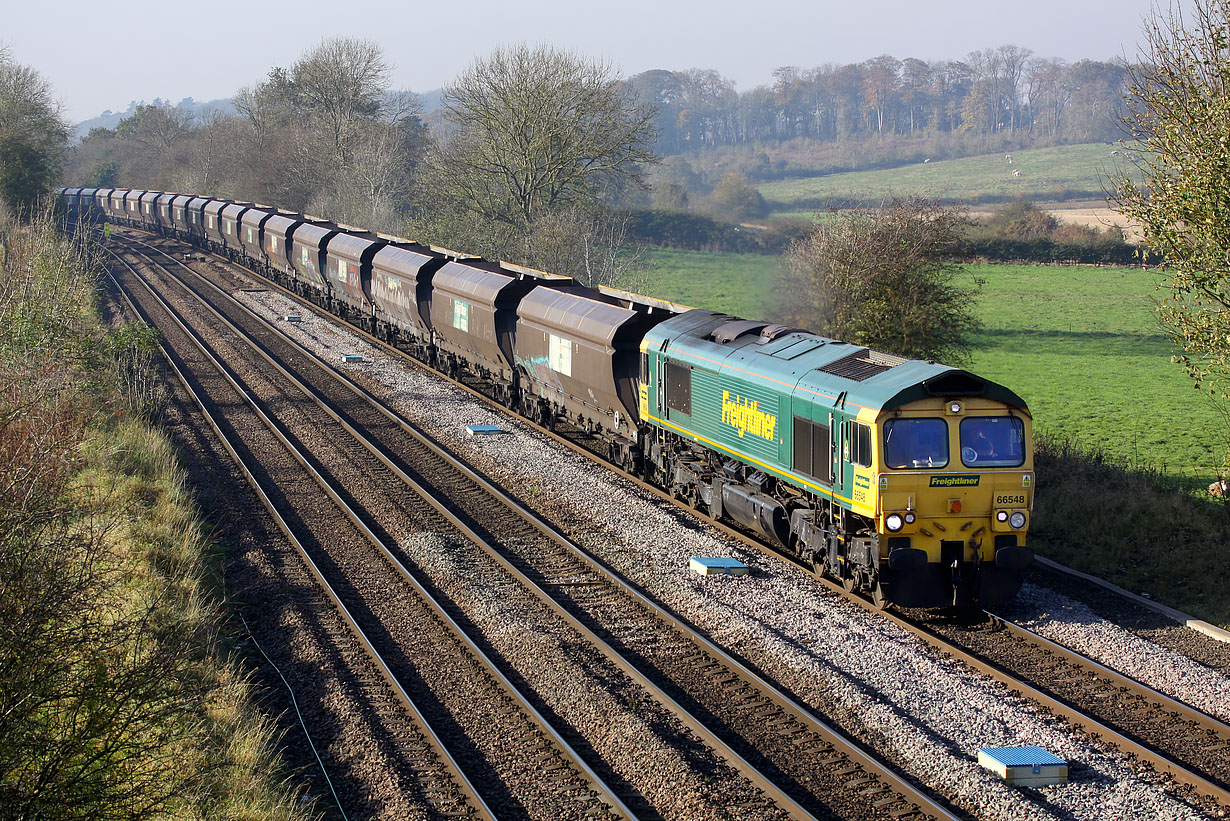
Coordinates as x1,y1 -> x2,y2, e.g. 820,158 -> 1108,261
59,186 -> 1035,608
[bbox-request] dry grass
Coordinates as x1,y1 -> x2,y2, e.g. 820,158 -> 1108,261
0,206 -> 315,820
1033,435 -> 1230,628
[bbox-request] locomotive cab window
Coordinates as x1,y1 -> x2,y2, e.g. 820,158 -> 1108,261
665,361 -> 692,415
883,418 -> 949,469
850,422 -> 872,468
960,416 -> 1025,467
640,352 -> 649,383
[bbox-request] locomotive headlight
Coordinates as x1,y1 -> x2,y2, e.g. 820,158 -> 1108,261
996,510 -> 1009,522
885,513 -> 904,532
947,401 -> 963,415
904,512 -> 916,525
1009,511 -> 1027,529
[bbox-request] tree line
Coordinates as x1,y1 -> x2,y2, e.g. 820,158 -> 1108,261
628,46 -> 1128,158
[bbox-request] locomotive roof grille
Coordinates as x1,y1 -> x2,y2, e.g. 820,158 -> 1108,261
817,348 -> 908,381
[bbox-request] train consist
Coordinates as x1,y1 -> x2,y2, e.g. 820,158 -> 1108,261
61,186 -> 1035,608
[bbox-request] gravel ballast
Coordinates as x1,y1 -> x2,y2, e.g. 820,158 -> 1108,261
234,287 -> 1220,821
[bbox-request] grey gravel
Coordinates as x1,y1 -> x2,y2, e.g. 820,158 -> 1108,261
1003,583 -> 1230,722
235,287 -> 1217,821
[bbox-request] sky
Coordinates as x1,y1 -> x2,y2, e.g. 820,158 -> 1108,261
6,0 -> 1176,124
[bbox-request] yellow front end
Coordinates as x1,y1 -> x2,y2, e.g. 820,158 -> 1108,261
863,397 -> 1034,607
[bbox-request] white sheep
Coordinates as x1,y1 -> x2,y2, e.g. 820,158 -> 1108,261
1012,169 -> 1022,177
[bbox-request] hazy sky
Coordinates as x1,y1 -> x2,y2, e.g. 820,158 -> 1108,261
7,0 -> 1174,123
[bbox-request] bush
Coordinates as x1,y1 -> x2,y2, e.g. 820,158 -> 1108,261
622,207 -> 794,253
0,208 -> 311,819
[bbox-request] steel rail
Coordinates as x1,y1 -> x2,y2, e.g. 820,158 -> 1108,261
989,613 -> 1230,743
125,230 -> 961,821
883,605 -> 1230,806
107,245 -> 631,819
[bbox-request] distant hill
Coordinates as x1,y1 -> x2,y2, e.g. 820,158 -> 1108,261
73,97 -> 235,142
419,88 -> 443,113
74,90 -> 438,142
757,143 -> 1144,210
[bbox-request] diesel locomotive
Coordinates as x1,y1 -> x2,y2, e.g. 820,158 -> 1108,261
60,186 -> 1034,608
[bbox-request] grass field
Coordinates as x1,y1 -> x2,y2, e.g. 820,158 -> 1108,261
632,249 -> 1225,484
960,264 -> 1224,483
759,143 -> 1142,210
637,248 -> 783,318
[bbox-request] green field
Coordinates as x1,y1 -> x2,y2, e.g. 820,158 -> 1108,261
637,248 -> 783,318
960,264 -> 1222,481
631,249 -> 1224,482
758,143 -> 1142,210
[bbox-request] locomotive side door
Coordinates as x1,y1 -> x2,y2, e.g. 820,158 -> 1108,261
832,414 -> 848,502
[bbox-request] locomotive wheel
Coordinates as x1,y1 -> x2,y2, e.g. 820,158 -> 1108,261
840,570 -> 856,593
810,555 -> 827,578
871,582 -> 890,610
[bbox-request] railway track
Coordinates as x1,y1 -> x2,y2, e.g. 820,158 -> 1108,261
107,243 -> 639,819
114,229 -> 964,820
109,227 -> 1230,818
909,608 -> 1230,805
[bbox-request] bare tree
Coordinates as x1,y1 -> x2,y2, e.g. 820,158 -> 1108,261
291,37 -> 393,164
115,102 -> 195,162
862,55 -> 902,135
431,44 -> 658,229
996,44 -> 1034,132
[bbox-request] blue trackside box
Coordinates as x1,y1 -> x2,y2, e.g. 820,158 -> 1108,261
977,746 -> 1068,786
688,557 -> 750,576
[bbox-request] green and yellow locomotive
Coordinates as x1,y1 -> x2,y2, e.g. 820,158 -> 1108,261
638,310 -> 1033,608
